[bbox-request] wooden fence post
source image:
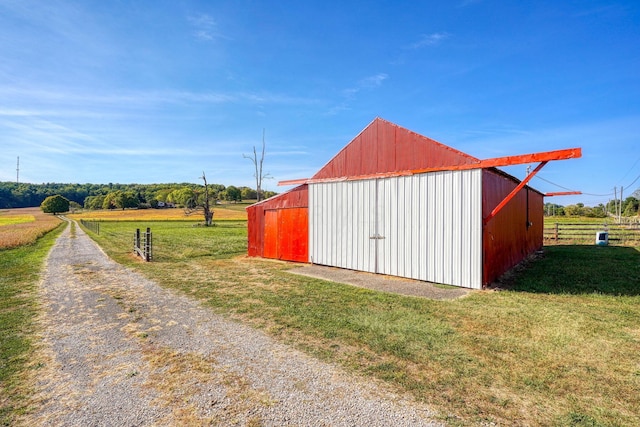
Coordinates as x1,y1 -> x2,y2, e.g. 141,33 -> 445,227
554,223 -> 559,243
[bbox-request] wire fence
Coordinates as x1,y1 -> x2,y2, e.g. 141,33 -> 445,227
544,222 -> 640,246
80,219 -> 100,235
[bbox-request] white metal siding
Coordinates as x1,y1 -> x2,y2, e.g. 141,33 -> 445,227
309,169 -> 483,289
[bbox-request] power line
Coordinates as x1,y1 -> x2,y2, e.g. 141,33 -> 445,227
582,191 -> 615,197
533,175 -> 614,197
617,155 -> 640,186
624,172 -> 640,190
534,175 -> 574,191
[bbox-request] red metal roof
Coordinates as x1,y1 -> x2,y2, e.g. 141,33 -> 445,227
311,117 -> 480,180
279,118 -> 580,187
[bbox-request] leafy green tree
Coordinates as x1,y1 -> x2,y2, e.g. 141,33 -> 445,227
168,187 -> 196,208
591,204 -> 607,218
155,188 -> 174,203
564,204 -> 582,216
102,191 -> 118,209
40,195 -> 70,215
119,191 -> 139,209
84,195 -> 105,210
241,187 -> 257,200
623,197 -> 639,216
262,190 -> 277,199
544,203 -> 565,216
224,186 -> 242,203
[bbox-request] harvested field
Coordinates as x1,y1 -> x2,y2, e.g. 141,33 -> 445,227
0,208 -> 62,250
68,205 -> 247,221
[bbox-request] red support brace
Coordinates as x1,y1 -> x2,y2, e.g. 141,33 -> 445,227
483,161 -> 548,225
544,191 -> 582,197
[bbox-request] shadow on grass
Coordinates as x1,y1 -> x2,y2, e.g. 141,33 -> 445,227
508,245 -> 640,296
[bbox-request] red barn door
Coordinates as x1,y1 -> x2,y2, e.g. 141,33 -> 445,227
263,208 -> 308,262
263,210 -> 279,259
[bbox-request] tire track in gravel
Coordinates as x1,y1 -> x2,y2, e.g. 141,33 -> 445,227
23,218 -> 443,426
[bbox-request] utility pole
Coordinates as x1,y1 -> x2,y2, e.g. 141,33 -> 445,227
614,187 -> 618,221
619,186 -> 623,223
16,156 -> 19,183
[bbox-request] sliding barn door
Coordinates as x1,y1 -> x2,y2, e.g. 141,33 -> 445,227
309,170 -> 482,289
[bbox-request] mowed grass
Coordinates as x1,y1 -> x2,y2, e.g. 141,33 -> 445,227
0,208 -> 62,250
85,219 -> 640,426
0,218 -> 64,425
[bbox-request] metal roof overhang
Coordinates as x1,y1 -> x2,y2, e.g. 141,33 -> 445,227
280,148 -> 581,185
544,191 -> 582,197
278,147 -> 582,225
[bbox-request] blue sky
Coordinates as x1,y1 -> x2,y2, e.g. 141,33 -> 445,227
1,0 -> 639,207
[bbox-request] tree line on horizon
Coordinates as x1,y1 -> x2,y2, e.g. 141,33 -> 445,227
545,194 -> 639,218
2,181 -> 638,217
0,182 -> 277,210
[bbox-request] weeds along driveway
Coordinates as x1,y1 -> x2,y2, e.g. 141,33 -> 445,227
24,218 -> 442,426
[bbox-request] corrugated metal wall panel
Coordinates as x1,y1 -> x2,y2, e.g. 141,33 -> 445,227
247,206 -> 260,257
263,210 -> 279,259
309,170 -> 483,289
278,208 -> 308,262
482,169 -> 544,285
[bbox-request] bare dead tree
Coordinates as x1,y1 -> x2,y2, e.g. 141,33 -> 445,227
243,129 -> 272,202
184,172 -> 214,226
200,171 -> 214,226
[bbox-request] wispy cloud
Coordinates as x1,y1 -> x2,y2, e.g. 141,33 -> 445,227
341,73 -> 389,97
359,73 -> 389,89
406,32 -> 450,49
328,73 -> 389,115
2,115 -> 197,158
0,86 -> 321,114
188,13 -> 228,41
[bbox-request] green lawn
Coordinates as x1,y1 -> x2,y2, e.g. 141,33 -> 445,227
84,220 -> 640,426
0,223 -> 64,426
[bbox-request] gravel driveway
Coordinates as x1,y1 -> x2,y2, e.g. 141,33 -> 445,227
23,219 -> 443,426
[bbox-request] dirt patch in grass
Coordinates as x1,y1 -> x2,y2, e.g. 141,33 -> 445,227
289,264 -> 470,300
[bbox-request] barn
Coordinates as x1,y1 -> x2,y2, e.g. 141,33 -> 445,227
247,118 -> 580,289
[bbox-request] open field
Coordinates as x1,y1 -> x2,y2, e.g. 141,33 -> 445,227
545,215 -> 640,225
544,217 -> 640,246
0,208 -> 63,250
67,204 -> 248,221
0,221 -> 64,425
82,219 -> 640,426
2,207 -> 638,426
